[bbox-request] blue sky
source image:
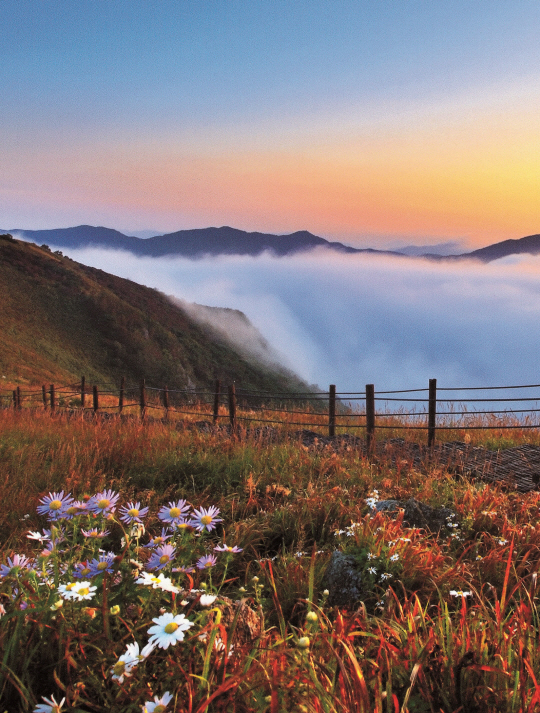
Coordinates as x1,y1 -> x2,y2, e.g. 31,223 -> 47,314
2,1 -> 540,246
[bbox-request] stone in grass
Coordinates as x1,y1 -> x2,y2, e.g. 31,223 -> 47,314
375,497 -> 458,534
323,551 -> 370,608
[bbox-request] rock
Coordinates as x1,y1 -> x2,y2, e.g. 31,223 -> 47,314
374,497 -> 458,534
323,551 -> 368,608
181,591 -> 263,648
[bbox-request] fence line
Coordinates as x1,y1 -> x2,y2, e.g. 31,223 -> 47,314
3,376 -> 540,447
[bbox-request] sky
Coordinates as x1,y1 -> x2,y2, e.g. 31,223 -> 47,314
2,1 -> 540,249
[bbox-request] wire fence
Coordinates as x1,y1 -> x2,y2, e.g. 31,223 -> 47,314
3,377 -> 540,447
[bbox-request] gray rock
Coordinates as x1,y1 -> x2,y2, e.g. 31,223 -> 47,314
373,497 -> 458,534
323,551 -> 368,608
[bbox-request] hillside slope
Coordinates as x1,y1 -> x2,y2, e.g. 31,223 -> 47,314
0,235 -> 308,393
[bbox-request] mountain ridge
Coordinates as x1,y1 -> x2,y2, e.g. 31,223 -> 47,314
0,235 -> 310,393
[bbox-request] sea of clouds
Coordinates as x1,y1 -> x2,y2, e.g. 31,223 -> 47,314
39,244 -> 540,403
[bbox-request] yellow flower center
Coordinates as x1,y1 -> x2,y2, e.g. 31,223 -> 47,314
113,661 -> 125,676
164,622 -> 179,634
204,561 -> 213,568
49,500 -> 62,510
89,532 -> 99,538
154,706 -> 166,713
201,515 -> 212,525
176,522 -> 188,529
128,508 -> 139,517
97,562 -> 108,571
159,555 -> 170,565
97,499 -> 110,510
78,588 -> 90,596
65,506 -> 77,515
169,507 -> 180,518
81,567 -> 91,576
66,583 -> 76,591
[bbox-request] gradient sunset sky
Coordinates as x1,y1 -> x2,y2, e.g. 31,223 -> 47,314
2,1 -> 540,248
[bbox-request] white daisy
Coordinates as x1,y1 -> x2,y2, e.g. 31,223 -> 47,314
143,691 -> 173,713
136,572 -> 180,593
199,594 -> 217,607
33,694 -> 66,713
147,612 -> 194,649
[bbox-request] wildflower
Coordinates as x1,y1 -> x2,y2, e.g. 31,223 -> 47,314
130,522 -> 146,538
450,590 -> 473,598
158,500 -> 190,526
147,544 -> 177,571
36,491 -> 74,520
172,564 -> 196,574
120,501 -> 149,525
27,530 -> 50,542
89,489 -> 119,516
145,529 -> 173,548
147,612 -> 194,649
214,543 -> 243,553
33,694 -> 66,713
73,561 -> 93,579
390,554 -> 399,562
368,567 -> 377,575
81,528 -> 110,539
110,605 -> 120,615
297,636 -> 310,649
87,553 -> 116,577
334,529 -> 346,536
142,691 -> 173,713
199,594 -> 217,606
498,539 -> 508,545
306,611 -> 318,622
196,554 -> 217,569
110,641 -> 145,683
0,554 -> 32,577
380,573 -> 392,581
367,552 -> 376,560
50,599 -> 63,611
136,572 -> 180,593
70,581 -> 97,602
190,505 -> 223,532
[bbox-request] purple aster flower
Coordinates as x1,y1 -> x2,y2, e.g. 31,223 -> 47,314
147,544 -> 177,571
87,553 -> 116,577
196,554 -> 217,570
170,518 -> 193,533
119,501 -> 149,525
36,491 -> 74,521
88,489 -> 120,516
172,564 -> 196,574
81,528 -> 110,539
190,506 -> 223,532
0,554 -> 33,577
73,561 -> 93,579
144,528 -> 173,548
158,500 -> 190,526
214,543 -> 243,554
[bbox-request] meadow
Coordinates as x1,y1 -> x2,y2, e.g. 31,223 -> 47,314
2,405 -> 540,713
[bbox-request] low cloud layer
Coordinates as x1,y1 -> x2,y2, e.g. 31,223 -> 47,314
39,244 -> 540,397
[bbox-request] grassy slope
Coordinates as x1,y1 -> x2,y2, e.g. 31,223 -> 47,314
0,237 -> 308,393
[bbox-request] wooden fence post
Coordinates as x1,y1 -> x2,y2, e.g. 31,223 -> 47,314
428,378 -> 437,448
140,379 -> 146,419
366,384 -> 375,454
119,377 -> 125,413
228,384 -> 237,434
162,386 -> 169,419
93,385 -> 99,413
42,385 -> 47,409
81,376 -> 86,409
213,380 -> 221,424
16,386 -> 21,410
329,384 -> 336,437
12,390 -> 17,409
50,384 -> 55,411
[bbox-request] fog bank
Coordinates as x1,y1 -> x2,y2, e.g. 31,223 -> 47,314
44,245 -> 540,393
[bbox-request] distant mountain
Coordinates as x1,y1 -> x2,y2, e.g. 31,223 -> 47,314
7,224 -> 404,259
0,234 -> 310,393
462,233 -> 540,262
7,224 -> 540,263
